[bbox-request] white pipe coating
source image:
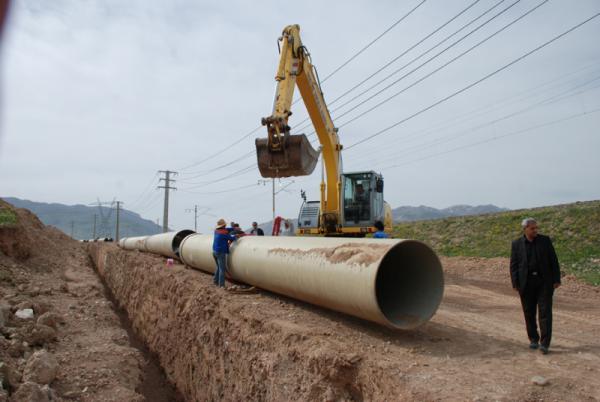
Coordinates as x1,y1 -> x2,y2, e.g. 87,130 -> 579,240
121,236 -> 149,252
178,234 -> 444,330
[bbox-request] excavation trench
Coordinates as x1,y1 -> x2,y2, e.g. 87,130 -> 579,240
88,239 -> 444,400
95,268 -> 184,402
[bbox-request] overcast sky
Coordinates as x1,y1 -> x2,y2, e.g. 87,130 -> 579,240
1,0 -> 599,234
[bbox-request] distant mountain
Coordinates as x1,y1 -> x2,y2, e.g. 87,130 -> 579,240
2,197 -> 162,240
392,204 -> 508,222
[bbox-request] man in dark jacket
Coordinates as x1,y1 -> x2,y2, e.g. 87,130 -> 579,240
250,222 -> 264,236
510,218 -> 561,354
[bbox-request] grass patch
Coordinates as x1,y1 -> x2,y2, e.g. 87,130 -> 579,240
392,200 -> 600,286
0,206 -> 18,227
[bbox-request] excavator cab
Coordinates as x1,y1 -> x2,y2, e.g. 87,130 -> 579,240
341,171 -> 386,227
297,171 -> 390,236
255,132 -> 319,178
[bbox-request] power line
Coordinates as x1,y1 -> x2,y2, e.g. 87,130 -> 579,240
176,2 -> 425,174
173,1 -> 506,182
349,70 -> 600,166
178,126 -> 263,173
179,150 -> 255,180
352,65 -> 600,161
290,0 -> 493,132
333,0 -> 528,116
180,164 -> 256,188
179,182 -> 258,195
380,107 -> 600,170
179,1 -> 510,181
328,0 -> 485,104
185,205 -> 213,232
344,10 -> 600,151
387,77 -> 600,159
291,0 -> 512,134
137,191 -> 163,214
128,172 -> 159,209
320,0 -> 427,83
334,0 -> 546,128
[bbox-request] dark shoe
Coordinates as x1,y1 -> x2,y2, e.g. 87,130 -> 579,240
540,346 -> 549,355
529,342 -> 539,350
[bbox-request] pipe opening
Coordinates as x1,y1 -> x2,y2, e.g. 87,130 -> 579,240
375,240 -> 444,329
172,230 -> 195,257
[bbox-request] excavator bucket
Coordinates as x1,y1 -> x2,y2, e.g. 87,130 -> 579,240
255,134 -> 319,178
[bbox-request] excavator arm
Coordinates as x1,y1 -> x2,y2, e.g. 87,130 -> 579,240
256,24 -> 342,228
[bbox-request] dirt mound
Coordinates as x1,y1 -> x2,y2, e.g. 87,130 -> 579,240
0,200 -> 181,401
0,199 -> 74,267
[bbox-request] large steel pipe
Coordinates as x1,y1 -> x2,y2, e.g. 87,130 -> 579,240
144,230 -> 195,258
179,235 -> 444,330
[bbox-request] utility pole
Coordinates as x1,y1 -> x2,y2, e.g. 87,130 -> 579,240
158,170 -> 177,233
258,179 -> 274,219
92,214 -> 97,239
185,205 -> 198,232
70,221 -> 75,238
89,199 -> 116,237
115,201 -> 123,241
259,179 -> 294,220
194,205 -> 197,232
186,205 -> 212,232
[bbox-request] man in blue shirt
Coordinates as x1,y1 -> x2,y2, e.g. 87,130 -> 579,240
213,218 -> 238,287
373,220 -> 389,239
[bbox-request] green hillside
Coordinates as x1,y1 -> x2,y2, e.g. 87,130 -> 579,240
393,200 -> 600,285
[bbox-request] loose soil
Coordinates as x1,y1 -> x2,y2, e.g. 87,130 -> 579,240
3,199 -> 599,401
0,200 -> 181,401
91,243 -> 600,401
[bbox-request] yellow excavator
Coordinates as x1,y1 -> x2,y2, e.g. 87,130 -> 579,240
255,24 -> 392,236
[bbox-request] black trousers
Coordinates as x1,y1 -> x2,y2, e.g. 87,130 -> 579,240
519,274 -> 554,347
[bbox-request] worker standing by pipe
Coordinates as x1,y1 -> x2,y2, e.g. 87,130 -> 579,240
213,219 -> 237,288
373,221 -> 389,239
250,222 -> 264,236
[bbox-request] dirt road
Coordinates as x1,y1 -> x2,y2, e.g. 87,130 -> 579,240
417,257 -> 600,401
92,244 -> 600,401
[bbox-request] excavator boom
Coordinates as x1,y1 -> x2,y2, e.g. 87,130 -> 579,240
256,25 -> 390,236
256,24 -> 338,182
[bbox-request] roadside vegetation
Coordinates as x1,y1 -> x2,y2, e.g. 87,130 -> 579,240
0,204 -> 18,227
393,200 -> 600,285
